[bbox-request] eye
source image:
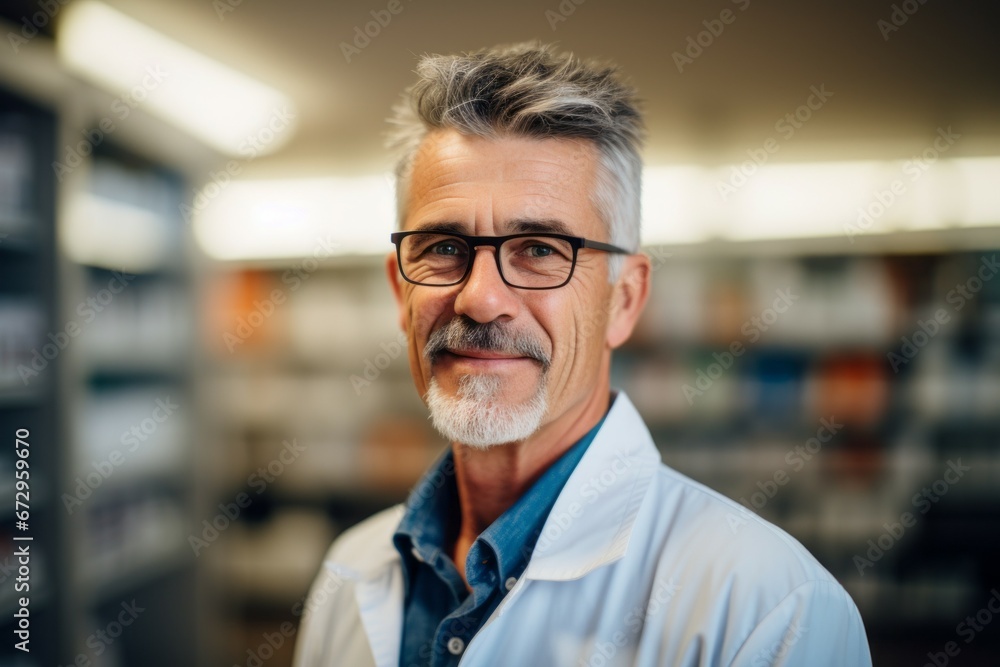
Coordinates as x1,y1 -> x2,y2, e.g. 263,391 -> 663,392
430,241 -> 462,256
524,243 -> 555,258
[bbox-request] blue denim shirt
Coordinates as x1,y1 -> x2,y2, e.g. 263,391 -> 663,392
392,414 -> 607,667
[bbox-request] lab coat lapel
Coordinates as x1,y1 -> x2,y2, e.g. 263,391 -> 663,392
355,564 -> 404,667
324,507 -> 405,667
523,392 -> 660,581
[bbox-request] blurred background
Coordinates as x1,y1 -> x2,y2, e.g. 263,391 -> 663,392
0,0 -> 999,665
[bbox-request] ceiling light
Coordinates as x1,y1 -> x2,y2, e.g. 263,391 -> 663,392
193,176 -> 395,261
58,1 -> 297,156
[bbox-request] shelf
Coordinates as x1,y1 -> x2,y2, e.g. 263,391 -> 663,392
80,543 -> 192,606
0,385 -> 44,407
0,232 -> 38,255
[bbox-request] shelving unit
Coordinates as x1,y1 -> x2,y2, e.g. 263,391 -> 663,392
0,86 -> 60,667
56,145 -> 198,667
0,74 -> 203,665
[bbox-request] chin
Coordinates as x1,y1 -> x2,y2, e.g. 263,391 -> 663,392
424,375 -> 548,449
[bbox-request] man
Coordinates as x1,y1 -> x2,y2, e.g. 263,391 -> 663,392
294,43 -> 871,667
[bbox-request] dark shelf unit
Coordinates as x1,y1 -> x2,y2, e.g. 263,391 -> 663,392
0,85 -> 61,667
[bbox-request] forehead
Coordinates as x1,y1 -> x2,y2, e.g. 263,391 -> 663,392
403,129 -> 604,235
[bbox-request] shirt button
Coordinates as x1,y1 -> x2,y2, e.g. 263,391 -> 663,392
504,576 -> 517,591
447,636 -> 465,655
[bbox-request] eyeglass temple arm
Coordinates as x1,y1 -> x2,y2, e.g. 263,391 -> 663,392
581,239 -> 633,255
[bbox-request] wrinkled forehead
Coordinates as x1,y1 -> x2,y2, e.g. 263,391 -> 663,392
402,129 -> 605,236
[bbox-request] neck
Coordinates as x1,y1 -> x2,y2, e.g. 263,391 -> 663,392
448,372 -> 611,569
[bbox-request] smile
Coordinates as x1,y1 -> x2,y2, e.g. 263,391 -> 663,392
436,348 -> 540,368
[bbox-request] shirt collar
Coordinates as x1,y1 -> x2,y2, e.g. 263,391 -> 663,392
393,446 -> 460,567
392,408 -> 608,581
476,414 -> 604,581
523,392 -> 661,581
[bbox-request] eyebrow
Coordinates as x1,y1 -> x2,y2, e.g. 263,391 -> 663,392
506,218 -> 573,235
410,221 -> 468,234
408,218 -> 575,236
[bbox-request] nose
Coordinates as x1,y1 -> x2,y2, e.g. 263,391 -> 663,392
453,246 -> 521,323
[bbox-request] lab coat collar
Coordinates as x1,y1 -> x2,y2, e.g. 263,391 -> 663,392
522,391 -> 661,581
328,391 -> 659,585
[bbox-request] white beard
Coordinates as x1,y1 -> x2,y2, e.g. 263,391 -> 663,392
425,373 -> 548,449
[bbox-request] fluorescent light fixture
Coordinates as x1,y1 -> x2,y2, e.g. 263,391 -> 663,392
718,161 -> 890,240
62,193 -> 173,272
193,157 -> 1000,261
641,166 -> 715,245
952,157 -> 1000,227
641,157 -> 1000,245
193,176 -> 395,261
58,1 -> 297,156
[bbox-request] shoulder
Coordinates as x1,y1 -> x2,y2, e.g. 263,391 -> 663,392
632,462 -> 860,630
630,465 -> 871,664
645,463 -> 836,585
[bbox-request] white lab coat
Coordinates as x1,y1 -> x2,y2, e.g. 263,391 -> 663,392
293,392 -> 872,667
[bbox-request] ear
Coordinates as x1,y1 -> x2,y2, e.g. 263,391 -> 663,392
606,253 -> 651,349
385,251 -> 407,332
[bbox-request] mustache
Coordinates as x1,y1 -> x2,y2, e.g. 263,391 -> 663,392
423,316 -> 551,372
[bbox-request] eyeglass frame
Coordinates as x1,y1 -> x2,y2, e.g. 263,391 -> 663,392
389,230 -> 633,290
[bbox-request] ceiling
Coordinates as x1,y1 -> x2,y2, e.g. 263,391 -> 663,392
5,0 -> 1000,179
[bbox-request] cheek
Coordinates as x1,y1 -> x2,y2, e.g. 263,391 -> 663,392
405,290 -> 452,360
541,286 -> 609,376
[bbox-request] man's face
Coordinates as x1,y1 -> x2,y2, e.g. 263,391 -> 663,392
387,129 -> 620,445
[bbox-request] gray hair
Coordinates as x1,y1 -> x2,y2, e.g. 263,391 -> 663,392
387,42 -> 644,281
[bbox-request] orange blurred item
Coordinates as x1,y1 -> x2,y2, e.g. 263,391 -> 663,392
812,354 -> 889,427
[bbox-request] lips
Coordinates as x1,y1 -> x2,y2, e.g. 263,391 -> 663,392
444,347 -> 529,361
421,316 -> 552,373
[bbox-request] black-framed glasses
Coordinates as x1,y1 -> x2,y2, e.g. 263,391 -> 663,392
390,231 -> 632,290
